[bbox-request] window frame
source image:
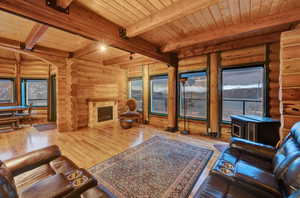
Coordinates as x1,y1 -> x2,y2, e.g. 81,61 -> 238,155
0,77 -> 16,105
177,70 -> 208,121
149,74 -> 168,116
21,78 -> 48,107
128,77 -> 143,112
220,64 -> 268,124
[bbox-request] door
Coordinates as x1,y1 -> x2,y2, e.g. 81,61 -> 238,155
49,75 -> 56,121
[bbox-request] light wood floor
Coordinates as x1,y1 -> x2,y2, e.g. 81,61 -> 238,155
0,122 -> 227,197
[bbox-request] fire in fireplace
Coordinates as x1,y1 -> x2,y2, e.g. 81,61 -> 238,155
98,106 -> 113,122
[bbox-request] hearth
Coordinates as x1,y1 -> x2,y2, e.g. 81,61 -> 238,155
98,106 -> 113,122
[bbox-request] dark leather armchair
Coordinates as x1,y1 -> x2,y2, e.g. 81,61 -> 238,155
0,145 -> 97,198
119,98 -> 141,124
196,122 -> 300,198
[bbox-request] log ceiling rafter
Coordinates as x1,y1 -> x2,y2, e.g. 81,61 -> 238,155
0,37 -> 68,65
125,0 -> 220,37
24,0 -> 74,50
0,0 -> 174,65
162,8 -> 300,52
24,23 -> 49,50
179,32 -> 282,58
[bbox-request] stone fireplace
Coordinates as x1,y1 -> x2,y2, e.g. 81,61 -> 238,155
88,98 -> 118,128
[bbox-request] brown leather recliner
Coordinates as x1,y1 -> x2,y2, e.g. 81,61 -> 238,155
196,122 -> 300,198
0,145 -> 97,198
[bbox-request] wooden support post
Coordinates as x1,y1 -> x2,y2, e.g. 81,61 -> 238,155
56,65 -> 68,132
15,62 -> 21,105
14,52 -> 21,105
47,64 -> 51,121
279,28 -> 300,140
66,59 -> 78,131
143,64 -> 149,123
56,59 -> 78,132
209,53 -> 220,137
167,64 -> 178,132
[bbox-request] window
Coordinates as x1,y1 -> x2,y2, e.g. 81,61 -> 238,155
150,75 -> 168,115
179,71 -> 207,119
128,78 -> 143,111
0,79 -> 15,103
22,79 -> 48,107
222,66 -> 265,122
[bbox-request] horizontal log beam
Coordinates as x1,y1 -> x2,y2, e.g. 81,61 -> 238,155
0,0 -> 173,65
162,8 -> 300,52
179,32 -> 282,58
126,0 -> 220,37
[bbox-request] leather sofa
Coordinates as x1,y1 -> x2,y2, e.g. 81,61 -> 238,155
0,145 -> 97,198
196,121 -> 300,198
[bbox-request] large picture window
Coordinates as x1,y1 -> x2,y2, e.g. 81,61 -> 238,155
222,66 -> 265,122
128,78 -> 143,111
22,79 -> 48,107
179,71 -> 207,119
0,79 -> 15,103
150,75 -> 168,115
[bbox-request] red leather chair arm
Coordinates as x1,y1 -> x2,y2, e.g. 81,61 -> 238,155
230,137 -> 276,160
4,145 -> 61,176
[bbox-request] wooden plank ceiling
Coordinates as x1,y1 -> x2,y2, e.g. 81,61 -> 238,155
78,0 -> 300,51
0,10 -> 129,62
0,0 -> 300,65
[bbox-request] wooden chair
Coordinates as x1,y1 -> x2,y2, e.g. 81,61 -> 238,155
15,104 -> 33,126
119,98 -> 141,126
0,117 -> 20,130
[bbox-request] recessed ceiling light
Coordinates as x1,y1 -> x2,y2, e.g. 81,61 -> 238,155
99,44 -> 107,52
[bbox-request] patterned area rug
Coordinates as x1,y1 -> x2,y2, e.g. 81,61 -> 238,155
89,136 -> 213,198
33,123 -> 57,132
213,144 -> 229,153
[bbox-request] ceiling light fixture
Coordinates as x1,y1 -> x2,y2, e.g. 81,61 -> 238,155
99,44 -> 107,52
129,52 -> 134,60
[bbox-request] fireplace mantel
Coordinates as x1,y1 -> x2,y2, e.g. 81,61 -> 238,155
87,97 -> 118,103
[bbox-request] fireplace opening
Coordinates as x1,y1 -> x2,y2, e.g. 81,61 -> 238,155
98,106 -> 113,122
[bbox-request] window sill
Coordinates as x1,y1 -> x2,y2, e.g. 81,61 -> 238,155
0,102 -> 17,106
30,106 -> 48,110
149,113 -> 168,117
178,116 -> 207,122
221,121 -> 231,126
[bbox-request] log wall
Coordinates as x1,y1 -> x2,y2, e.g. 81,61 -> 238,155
124,55 -> 209,135
280,28 -> 300,139
0,58 -> 50,122
122,41 -> 281,140
58,59 -> 126,131
218,44 -> 280,140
